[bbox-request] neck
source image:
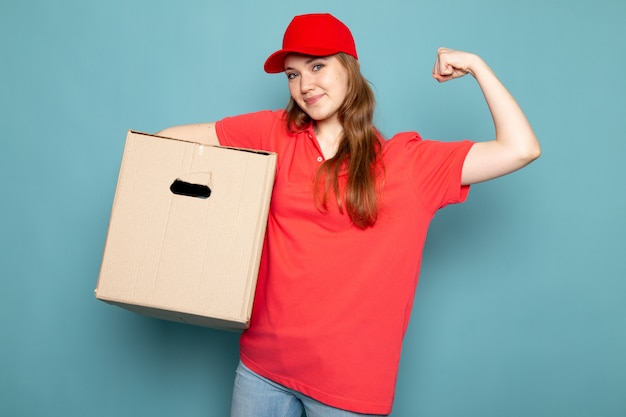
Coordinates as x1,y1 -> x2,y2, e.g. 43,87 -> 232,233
314,120 -> 344,160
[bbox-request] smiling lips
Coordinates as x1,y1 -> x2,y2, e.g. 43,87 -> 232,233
304,94 -> 324,106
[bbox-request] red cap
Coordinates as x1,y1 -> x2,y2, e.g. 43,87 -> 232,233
264,13 -> 358,73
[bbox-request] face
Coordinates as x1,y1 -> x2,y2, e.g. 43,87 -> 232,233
284,54 -> 349,125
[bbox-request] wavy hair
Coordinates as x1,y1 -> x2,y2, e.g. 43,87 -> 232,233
285,53 -> 382,228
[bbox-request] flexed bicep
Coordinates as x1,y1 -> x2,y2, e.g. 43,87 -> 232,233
431,48 -> 541,184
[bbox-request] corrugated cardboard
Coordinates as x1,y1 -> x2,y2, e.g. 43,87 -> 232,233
95,131 -> 276,330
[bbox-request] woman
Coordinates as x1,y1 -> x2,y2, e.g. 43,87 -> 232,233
158,13 -> 540,417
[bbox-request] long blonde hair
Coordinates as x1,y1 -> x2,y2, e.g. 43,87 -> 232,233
285,53 -> 382,229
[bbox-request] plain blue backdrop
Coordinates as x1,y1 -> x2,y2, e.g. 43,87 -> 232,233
1,1 -> 625,416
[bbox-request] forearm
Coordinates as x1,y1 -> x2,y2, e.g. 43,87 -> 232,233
156,122 -> 220,146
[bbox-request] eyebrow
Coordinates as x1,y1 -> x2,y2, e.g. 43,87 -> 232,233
284,56 -> 329,71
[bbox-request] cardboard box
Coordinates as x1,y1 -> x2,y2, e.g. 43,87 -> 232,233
95,131 -> 276,330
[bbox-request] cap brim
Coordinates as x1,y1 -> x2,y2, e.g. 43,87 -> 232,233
264,50 -> 291,73
263,47 -> 346,73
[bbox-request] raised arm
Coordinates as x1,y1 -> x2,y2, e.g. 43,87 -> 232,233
156,122 -> 220,146
432,48 -> 541,185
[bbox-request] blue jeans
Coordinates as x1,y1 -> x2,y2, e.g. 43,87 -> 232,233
230,361 -> 387,417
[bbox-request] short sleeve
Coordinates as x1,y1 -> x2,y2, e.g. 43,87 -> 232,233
401,133 -> 474,212
215,110 -> 285,152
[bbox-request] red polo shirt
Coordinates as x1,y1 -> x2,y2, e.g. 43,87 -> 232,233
216,110 -> 473,414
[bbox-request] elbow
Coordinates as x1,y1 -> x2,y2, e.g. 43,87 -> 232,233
518,144 -> 541,168
508,140 -> 541,173
524,142 -> 542,164
529,140 -> 542,162
517,133 -> 541,165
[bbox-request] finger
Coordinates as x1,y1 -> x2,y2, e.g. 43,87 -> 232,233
432,56 -> 448,76
433,72 -> 453,83
435,60 -> 454,77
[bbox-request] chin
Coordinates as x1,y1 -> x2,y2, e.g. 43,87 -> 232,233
306,111 -> 333,123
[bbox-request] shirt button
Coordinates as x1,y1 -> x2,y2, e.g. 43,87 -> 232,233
316,156 -> 323,162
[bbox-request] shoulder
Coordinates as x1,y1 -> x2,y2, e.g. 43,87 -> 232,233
381,131 -> 423,157
382,132 -> 474,174
219,109 -> 286,126
216,109 -> 294,151
383,131 -> 473,156
384,131 -> 422,145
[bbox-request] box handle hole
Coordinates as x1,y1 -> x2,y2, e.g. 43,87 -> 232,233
170,179 -> 211,199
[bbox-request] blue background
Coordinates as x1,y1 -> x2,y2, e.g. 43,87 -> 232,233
1,1 -> 625,416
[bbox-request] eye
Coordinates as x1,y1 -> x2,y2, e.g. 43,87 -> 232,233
286,72 -> 298,80
312,63 -> 324,71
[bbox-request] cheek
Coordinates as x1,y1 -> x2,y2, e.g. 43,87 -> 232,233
287,82 -> 300,99
330,71 -> 350,96
335,77 -> 350,102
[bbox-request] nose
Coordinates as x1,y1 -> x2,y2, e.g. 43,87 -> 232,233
299,72 -> 313,94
